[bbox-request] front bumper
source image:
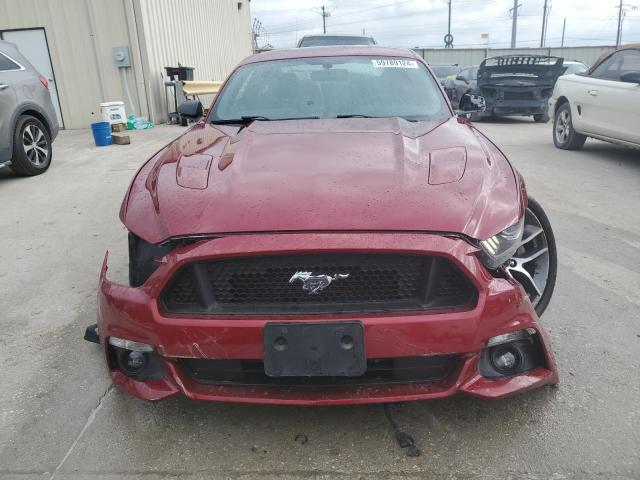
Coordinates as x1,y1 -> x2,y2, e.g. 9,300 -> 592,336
97,233 -> 558,405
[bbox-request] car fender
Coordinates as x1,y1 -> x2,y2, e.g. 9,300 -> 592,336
7,100 -> 57,159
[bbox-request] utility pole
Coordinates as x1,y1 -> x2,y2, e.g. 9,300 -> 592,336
540,0 -> 548,47
444,0 -> 454,48
616,0 -> 624,46
510,0 -> 521,49
251,18 -> 262,52
321,5 -> 329,34
561,17 -> 566,47
616,2 -> 638,46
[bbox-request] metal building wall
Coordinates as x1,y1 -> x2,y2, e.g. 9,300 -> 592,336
414,46 -> 614,68
135,0 -> 253,123
0,0 -> 144,129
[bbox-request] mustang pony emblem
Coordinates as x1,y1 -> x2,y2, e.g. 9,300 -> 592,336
289,271 -> 350,295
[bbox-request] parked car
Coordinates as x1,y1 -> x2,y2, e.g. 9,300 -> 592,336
0,40 -> 59,176
443,65 -> 478,109
550,45 -> 640,150
88,46 -> 558,405
430,64 -> 460,85
297,34 -> 376,47
474,55 -> 565,123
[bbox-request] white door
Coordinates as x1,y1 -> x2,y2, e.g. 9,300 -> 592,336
576,49 -> 640,144
2,29 -> 64,128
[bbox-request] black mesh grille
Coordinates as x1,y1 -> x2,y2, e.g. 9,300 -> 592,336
161,253 -> 476,315
178,355 -> 460,388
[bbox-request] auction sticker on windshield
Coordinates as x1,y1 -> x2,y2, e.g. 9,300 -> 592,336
371,59 -> 419,68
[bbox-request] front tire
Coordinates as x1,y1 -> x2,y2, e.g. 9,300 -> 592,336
10,115 -> 52,176
553,103 -> 586,150
533,113 -> 549,123
506,197 -> 557,317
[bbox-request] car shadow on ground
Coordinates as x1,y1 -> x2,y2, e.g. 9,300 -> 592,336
576,142 -> 640,167
474,116 -> 540,125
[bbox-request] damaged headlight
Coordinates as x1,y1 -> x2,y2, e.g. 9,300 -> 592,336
477,217 -> 524,269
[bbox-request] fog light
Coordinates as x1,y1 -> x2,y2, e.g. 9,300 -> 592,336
108,337 -> 163,381
490,346 -> 521,373
108,336 -> 154,352
126,351 -> 147,371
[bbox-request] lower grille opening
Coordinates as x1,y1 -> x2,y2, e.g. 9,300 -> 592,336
178,355 -> 460,388
161,253 -> 477,315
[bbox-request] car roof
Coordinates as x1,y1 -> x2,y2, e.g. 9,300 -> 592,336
587,44 -> 640,75
240,46 -> 420,66
300,34 -> 372,39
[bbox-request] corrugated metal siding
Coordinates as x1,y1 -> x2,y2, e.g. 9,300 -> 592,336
0,0 -> 143,129
137,0 -> 252,123
414,46 -> 615,68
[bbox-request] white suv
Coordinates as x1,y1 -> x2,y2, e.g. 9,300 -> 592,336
549,45 -> 640,150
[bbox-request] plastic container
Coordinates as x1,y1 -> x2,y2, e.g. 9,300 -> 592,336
91,121 -> 112,147
100,101 -> 127,125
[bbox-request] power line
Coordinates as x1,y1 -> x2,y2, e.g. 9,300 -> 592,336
264,0 -> 420,33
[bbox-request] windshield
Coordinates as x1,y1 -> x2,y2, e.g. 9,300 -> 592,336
211,56 -> 450,122
299,36 -> 374,47
562,63 -> 587,75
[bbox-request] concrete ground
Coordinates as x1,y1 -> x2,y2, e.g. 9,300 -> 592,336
0,120 -> 638,480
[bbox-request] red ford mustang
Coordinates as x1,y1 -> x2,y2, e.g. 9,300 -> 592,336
87,47 -> 559,405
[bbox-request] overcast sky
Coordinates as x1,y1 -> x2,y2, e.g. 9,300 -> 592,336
251,0 -> 640,50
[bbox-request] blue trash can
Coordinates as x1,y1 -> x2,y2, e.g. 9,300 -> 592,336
91,121 -> 112,147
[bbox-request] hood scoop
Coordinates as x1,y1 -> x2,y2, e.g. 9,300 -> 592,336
176,154 -> 213,189
428,147 -> 467,185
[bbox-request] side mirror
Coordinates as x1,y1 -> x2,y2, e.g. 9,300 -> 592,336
456,93 -> 486,114
455,74 -> 468,83
177,100 -> 203,119
620,71 -> 640,84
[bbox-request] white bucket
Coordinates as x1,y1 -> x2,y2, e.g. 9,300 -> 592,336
100,101 -> 126,125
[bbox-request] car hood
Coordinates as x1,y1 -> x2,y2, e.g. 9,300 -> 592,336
122,117 -> 522,244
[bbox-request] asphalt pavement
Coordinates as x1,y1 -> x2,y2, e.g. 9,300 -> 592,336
0,119 -> 638,479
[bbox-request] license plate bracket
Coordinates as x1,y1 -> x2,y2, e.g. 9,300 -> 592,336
264,321 -> 365,377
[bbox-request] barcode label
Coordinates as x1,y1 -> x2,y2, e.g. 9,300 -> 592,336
371,59 -> 419,69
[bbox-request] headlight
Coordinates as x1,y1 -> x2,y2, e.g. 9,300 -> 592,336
477,217 -> 524,269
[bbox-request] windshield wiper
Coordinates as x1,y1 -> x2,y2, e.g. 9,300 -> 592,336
211,116 -> 320,132
210,115 -> 270,125
337,114 -> 423,122
212,115 -> 320,125
336,114 -> 380,118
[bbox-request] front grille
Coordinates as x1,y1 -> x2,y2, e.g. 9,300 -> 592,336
178,355 -> 460,388
161,253 -> 476,315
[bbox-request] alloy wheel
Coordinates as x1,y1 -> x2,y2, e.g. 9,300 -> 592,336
505,206 -> 551,310
555,110 -> 571,144
22,124 -> 49,167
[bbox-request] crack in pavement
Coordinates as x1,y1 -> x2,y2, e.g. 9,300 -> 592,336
48,384 -> 114,480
